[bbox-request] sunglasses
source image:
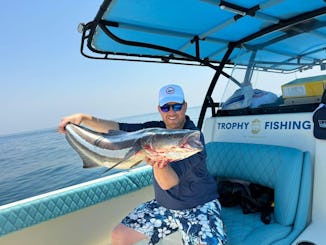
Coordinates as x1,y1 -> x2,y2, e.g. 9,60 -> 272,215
160,103 -> 184,112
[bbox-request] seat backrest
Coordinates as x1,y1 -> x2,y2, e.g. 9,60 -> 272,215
206,141 -> 305,226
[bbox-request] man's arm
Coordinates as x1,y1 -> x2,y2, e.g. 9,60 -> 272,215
146,156 -> 179,190
58,113 -> 119,134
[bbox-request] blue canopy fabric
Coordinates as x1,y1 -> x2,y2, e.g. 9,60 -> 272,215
80,0 -> 326,72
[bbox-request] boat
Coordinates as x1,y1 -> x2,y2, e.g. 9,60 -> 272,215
1,0 -> 326,244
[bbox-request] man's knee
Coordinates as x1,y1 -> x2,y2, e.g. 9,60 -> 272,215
111,224 -> 123,242
111,223 -> 147,245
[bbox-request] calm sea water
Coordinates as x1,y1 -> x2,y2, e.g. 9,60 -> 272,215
0,107 -> 201,206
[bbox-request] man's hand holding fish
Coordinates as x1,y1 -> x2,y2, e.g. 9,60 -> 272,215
145,155 -> 169,169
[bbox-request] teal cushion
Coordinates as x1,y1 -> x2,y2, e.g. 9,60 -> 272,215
206,142 -> 303,226
222,207 -> 291,245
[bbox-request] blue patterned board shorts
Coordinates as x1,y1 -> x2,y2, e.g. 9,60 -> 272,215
121,199 -> 227,245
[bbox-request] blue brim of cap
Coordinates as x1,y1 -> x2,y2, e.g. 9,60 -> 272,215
159,96 -> 184,106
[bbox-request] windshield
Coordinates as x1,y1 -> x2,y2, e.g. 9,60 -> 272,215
211,48 -> 326,114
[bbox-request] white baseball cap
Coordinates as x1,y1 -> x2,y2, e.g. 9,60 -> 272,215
159,84 -> 185,106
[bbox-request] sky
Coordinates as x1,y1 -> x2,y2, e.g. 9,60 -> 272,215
1,1 -> 325,136
0,1 -> 218,136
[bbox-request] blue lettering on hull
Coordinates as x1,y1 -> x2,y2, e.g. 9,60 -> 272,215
264,121 -> 311,130
216,122 -> 250,130
217,120 -> 311,131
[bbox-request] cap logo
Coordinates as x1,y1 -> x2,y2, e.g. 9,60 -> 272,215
166,87 -> 175,94
318,120 -> 326,128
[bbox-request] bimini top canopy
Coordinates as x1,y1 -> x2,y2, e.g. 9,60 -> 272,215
80,0 -> 326,72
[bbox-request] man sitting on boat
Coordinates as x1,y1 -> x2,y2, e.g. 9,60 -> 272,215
58,84 -> 227,245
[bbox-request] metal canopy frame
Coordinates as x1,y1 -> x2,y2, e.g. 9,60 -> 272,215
80,0 -> 326,72
79,0 -> 326,129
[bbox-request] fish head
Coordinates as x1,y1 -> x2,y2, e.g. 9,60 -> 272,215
142,129 -> 203,161
180,130 -> 203,152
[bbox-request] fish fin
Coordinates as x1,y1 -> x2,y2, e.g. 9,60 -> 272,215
75,150 -> 100,168
101,148 -> 138,171
101,168 -> 113,175
102,158 -> 126,173
129,160 -> 143,169
125,145 -> 141,159
82,160 -> 99,168
102,146 -> 144,173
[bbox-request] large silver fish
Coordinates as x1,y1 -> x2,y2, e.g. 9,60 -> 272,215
65,123 -> 203,171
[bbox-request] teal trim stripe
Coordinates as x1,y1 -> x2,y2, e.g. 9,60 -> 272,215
0,167 -> 153,237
